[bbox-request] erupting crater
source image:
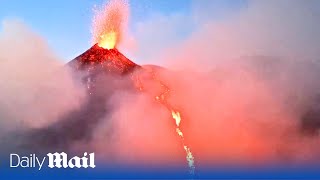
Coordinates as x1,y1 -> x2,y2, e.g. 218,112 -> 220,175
68,44 -> 138,75
67,43 -> 196,175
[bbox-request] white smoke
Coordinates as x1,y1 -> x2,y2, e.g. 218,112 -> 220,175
0,19 -> 86,132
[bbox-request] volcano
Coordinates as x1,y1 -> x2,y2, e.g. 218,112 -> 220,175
68,44 -> 139,75
67,44 -> 141,95
4,44 -> 195,173
11,45 -> 142,153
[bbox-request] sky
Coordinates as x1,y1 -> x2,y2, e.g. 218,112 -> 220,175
0,0 -> 247,62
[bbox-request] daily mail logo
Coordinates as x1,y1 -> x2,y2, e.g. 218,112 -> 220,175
10,152 -> 96,170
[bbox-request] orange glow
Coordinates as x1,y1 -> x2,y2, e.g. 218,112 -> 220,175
91,0 -> 128,50
134,69 -> 196,175
172,110 -> 181,127
98,31 -> 117,49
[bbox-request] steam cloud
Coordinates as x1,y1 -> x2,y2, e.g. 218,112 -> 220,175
1,0 -> 320,168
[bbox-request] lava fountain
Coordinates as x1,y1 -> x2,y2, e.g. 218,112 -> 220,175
71,0 -> 197,175
91,0 -> 129,50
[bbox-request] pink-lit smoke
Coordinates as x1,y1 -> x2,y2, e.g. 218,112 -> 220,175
1,0 -> 320,169
95,0 -> 320,166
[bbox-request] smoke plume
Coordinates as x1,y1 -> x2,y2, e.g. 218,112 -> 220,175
1,0 -> 320,169
0,19 -> 86,135
91,0 -> 320,166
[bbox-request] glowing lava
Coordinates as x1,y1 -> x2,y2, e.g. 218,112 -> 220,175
136,69 -> 196,175
70,42 -> 196,174
68,44 -> 137,75
92,0 -> 128,50
171,109 -> 195,174
98,31 -> 117,49
172,110 -> 181,126
90,0 -> 196,174
157,79 -> 195,175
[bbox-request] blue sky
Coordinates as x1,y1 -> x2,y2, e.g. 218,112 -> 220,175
0,0 -> 247,62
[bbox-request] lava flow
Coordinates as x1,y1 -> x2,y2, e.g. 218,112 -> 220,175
68,0 -> 196,174
134,68 -> 196,175
68,39 -> 196,174
153,73 -> 196,175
